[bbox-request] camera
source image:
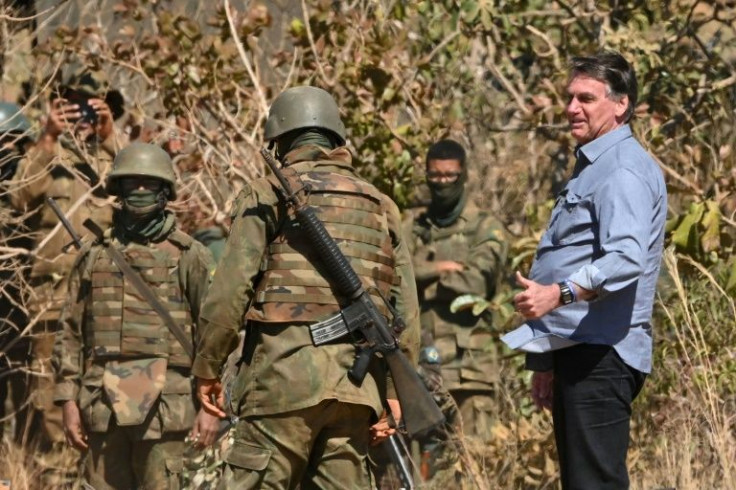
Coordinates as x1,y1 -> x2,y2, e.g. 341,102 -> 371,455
77,98 -> 98,125
64,90 -> 98,125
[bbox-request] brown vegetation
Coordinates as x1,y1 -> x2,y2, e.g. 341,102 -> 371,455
1,1 -> 735,488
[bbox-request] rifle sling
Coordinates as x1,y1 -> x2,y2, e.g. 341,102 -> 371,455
83,219 -> 195,360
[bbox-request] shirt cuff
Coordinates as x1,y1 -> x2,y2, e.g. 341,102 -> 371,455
525,352 -> 553,371
191,355 -> 222,380
569,264 -> 606,293
53,380 -> 80,403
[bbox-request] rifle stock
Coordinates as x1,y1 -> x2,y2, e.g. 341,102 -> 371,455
260,148 -> 444,437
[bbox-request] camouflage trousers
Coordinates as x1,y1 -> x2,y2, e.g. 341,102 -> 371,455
25,327 -> 79,488
85,426 -> 186,490
220,399 -> 374,489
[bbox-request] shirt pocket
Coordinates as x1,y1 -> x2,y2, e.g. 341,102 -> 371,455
550,192 -> 594,246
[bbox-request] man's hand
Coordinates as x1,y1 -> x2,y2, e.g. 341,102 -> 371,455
62,400 -> 88,450
43,99 -> 79,141
369,398 -> 401,446
436,260 -> 464,273
88,99 -> 114,141
189,409 -> 221,449
196,377 -> 226,418
514,272 -> 561,319
531,370 -> 554,411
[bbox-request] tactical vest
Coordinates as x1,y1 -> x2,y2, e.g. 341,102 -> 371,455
85,230 -> 194,367
414,208 -> 480,265
248,168 -> 396,323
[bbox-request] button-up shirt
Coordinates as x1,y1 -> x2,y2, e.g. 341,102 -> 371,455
502,125 -> 667,373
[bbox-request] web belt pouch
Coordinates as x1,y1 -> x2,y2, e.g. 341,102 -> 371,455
309,311 -> 350,346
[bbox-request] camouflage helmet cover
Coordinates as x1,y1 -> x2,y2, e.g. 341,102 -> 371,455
0,102 -> 32,135
264,86 -> 346,142
107,143 -> 177,199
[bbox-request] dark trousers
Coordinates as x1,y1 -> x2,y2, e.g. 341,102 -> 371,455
553,344 -> 646,490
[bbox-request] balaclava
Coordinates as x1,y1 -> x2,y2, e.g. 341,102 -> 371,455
426,139 -> 468,227
276,128 -> 341,162
118,180 -> 173,242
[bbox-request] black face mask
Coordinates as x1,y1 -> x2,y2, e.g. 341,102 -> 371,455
426,162 -> 468,226
118,184 -> 170,241
427,180 -> 464,209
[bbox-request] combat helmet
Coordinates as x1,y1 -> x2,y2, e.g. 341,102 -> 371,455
106,143 -> 177,199
264,86 -> 346,143
0,102 -> 31,135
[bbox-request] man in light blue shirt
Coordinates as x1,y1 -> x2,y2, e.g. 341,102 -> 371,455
502,51 -> 666,489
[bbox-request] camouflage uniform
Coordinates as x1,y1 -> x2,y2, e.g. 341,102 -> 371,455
8,70 -> 125,476
8,125 -> 117,487
193,144 -> 421,489
52,213 -> 214,489
405,202 -> 507,440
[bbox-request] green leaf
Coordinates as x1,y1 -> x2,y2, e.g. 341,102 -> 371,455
700,200 -> 721,253
462,1 -> 480,23
450,294 -> 486,313
472,299 -> 491,316
671,202 -> 704,254
290,19 -> 305,37
726,257 -> 736,295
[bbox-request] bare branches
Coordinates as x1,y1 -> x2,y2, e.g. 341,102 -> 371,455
224,0 -> 269,115
300,0 -> 335,87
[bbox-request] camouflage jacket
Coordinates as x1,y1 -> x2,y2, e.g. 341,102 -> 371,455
404,202 -> 507,391
9,135 -> 117,318
53,223 -> 214,439
192,145 -> 420,419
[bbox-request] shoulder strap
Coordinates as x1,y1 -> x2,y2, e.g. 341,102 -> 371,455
166,229 -> 194,249
83,219 -> 194,360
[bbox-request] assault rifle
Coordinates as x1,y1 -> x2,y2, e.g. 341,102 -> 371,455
386,433 -> 415,489
260,148 -> 444,437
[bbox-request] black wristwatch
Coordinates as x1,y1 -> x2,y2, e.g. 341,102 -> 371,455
558,281 -> 575,305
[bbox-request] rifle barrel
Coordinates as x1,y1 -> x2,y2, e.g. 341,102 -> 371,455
46,197 -> 83,249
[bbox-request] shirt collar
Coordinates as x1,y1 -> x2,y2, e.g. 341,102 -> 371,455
284,144 -> 352,166
576,124 -> 632,164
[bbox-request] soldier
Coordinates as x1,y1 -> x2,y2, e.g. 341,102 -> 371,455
192,86 -> 421,489
0,101 -> 34,442
8,69 -> 124,483
52,143 -> 219,489
405,139 -> 507,464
